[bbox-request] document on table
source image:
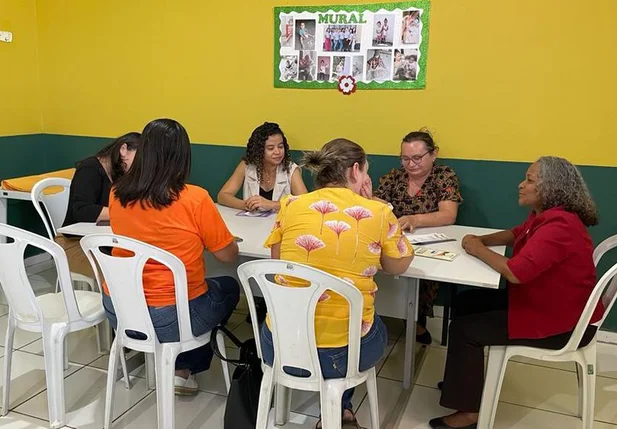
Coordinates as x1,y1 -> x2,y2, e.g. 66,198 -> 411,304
413,246 -> 458,261
404,232 -> 455,245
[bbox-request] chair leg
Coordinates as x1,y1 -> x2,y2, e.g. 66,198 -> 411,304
119,347 -> 131,390
274,385 -> 292,425
42,326 -> 67,429
441,285 -> 457,346
579,346 -> 597,429
215,331 -> 231,393
64,337 -> 70,371
256,366 -> 275,429
1,317 -> 16,416
96,319 -> 112,354
146,353 -> 156,390
575,363 -> 584,418
320,382 -> 345,429
104,339 -> 121,429
477,346 -> 508,429
365,368 -> 380,429
154,347 -> 178,429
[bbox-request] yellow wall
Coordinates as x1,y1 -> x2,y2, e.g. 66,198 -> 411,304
0,0 -> 41,135
30,0 -> 617,166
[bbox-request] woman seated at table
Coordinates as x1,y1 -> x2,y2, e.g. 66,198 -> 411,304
102,118 -> 240,395
429,156 -> 604,429
217,122 -> 308,212
63,132 -> 141,227
262,138 -> 414,428
375,129 -> 462,344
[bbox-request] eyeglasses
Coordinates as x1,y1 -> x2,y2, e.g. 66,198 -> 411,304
399,151 -> 432,165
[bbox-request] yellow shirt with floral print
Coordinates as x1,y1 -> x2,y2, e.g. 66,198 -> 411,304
264,188 -> 413,348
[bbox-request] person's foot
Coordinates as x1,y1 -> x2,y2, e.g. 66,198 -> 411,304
437,381 -> 444,390
416,325 -> 433,345
315,409 -> 360,429
174,373 -> 198,396
429,412 -> 478,429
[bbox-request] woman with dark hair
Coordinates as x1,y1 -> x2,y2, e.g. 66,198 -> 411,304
218,122 -> 307,212
102,118 -> 240,395
375,129 -> 463,344
429,156 -> 604,429
262,138 -> 414,428
63,132 -> 141,227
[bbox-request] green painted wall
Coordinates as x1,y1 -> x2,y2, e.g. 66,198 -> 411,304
2,134 -> 617,330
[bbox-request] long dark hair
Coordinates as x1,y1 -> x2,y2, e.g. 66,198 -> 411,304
113,119 -> 191,209
302,138 -> 367,188
94,132 -> 141,181
242,122 -> 291,180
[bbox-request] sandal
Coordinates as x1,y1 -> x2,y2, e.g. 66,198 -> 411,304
314,412 -> 362,429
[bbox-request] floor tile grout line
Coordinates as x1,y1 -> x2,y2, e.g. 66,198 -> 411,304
7,363 -> 89,412
111,389 -> 156,424
8,409 -> 79,428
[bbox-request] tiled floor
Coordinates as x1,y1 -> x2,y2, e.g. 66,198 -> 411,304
1,267 -> 617,428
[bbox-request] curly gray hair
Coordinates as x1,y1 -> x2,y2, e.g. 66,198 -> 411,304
536,156 -> 598,226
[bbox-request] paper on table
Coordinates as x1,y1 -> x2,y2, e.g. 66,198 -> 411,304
413,247 -> 458,261
236,210 -> 274,218
405,232 -> 455,245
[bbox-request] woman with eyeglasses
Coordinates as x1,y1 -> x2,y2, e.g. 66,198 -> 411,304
375,129 -> 463,345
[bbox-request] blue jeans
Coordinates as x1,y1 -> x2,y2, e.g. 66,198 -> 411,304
260,315 -> 388,413
102,276 -> 240,374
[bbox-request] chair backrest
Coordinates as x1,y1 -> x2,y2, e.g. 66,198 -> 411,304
80,233 -> 193,351
30,178 -> 72,239
237,260 -> 364,386
593,234 -> 617,266
0,223 -> 81,324
559,260 -> 617,353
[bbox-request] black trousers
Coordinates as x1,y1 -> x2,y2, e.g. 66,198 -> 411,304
440,289 -> 597,412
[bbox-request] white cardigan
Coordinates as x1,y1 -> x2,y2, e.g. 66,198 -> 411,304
243,162 -> 299,201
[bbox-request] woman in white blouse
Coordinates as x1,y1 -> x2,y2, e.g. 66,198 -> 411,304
218,122 -> 307,212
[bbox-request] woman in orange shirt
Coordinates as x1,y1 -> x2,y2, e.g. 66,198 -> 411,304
102,118 -> 240,395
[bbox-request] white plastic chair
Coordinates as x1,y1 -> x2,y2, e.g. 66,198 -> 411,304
80,234 -> 231,429
31,177 -> 108,354
478,235 -> 617,429
237,259 -> 380,429
0,223 -> 108,428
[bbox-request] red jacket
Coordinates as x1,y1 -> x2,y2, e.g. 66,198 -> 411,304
506,207 -> 604,339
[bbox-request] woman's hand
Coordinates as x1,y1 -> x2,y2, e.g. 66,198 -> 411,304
359,177 -> 373,200
399,215 -> 418,231
245,196 -> 275,212
462,235 -> 485,256
461,234 -> 478,249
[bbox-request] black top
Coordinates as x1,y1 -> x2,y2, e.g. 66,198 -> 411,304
63,157 -> 112,226
259,187 -> 274,201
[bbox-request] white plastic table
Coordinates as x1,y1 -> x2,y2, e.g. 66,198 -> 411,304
57,205 -> 506,390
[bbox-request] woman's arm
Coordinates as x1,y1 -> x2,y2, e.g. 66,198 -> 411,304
271,242 -> 281,259
69,162 -> 107,223
399,200 -> 458,230
290,168 -> 308,195
464,240 -> 520,283
478,230 -> 515,247
380,254 -> 413,275
217,162 -> 247,210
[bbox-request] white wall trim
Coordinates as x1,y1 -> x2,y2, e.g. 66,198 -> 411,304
598,330 -> 617,345
25,253 -> 54,273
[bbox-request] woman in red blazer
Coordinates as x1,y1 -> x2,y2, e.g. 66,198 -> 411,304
429,156 -> 604,429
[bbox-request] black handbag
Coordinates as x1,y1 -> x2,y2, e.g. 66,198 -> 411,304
212,325 -> 264,429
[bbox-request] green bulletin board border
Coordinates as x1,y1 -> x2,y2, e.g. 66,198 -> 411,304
274,1 -> 431,90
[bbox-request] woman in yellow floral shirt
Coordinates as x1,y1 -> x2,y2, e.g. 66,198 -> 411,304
262,138 -> 414,428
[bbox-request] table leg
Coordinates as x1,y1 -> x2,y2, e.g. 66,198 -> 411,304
403,277 -> 419,390
0,196 -> 7,243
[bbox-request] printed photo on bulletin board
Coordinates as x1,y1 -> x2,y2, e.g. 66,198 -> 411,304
274,1 -> 430,90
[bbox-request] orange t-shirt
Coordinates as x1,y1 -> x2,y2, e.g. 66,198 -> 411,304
106,184 -> 234,307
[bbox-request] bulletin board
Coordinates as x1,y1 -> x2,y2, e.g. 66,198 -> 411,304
274,1 -> 430,91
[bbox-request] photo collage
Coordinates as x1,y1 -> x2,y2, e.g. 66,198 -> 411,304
278,8 -> 423,84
